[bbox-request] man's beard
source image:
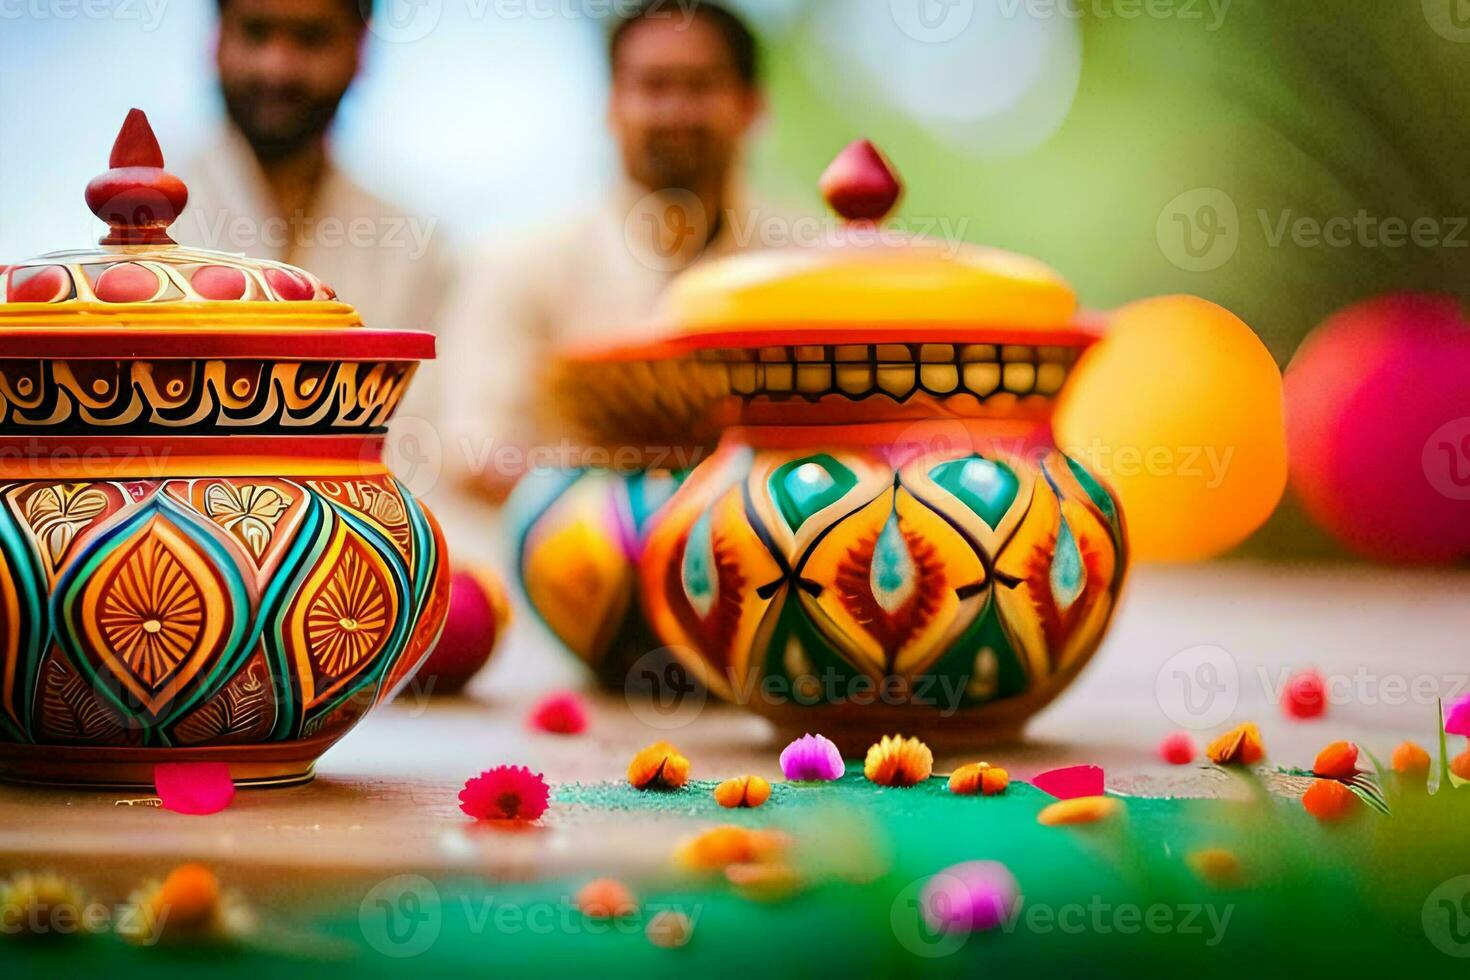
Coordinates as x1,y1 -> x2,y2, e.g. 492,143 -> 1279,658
640,128 -> 727,191
221,83 -> 346,162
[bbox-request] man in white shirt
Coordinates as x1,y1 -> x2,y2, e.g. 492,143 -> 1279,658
438,1 -> 782,502
177,0 -> 450,335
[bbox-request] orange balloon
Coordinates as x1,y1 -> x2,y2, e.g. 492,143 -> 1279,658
1054,295 -> 1287,561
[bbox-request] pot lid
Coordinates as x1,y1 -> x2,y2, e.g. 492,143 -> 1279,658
647,139 -> 1095,350
546,141 -> 1102,453
0,109 -> 432,360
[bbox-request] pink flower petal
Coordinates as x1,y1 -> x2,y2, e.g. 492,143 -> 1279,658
921,861 -> 1019,934
1030,765 -> 1104,799
779,733 -> 845,782
459,765 -> 551,821
528,691 -> 589,735
1157,732 -> 1197,765
1445,693 -> 1470,737
154,763 -> 236,815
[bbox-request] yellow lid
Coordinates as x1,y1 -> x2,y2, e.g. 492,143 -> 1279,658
655,139 -> 1083,344
663,237 -> 1077,334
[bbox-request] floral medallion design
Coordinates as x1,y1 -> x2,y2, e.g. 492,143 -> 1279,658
0,475 -> 445,750
203,483 -> 292,559
639,441 -> 1127,723
54,496 -> 254,731
23,484 -> 109,572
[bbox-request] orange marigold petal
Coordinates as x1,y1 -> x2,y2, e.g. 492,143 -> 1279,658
576,878 -> 638,919
628,741 -> 691,790
948,762 -> 1009,796
864,734 -> 934,787
152,863 -> 221,931
1187,847 -> 1244,888
725,862 -> 802,902
1037,796 -> 1122,826
1312,740 -> 1359,780
675,825 -> 789,873
1390,740 -> 1430,774
713,775 -> 771,808
1302,778 -> 1359,822
1452,747 -> 1470,782
1206,723 -> 1265,766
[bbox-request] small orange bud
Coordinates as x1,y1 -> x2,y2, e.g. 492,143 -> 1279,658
947,762 -> 1010,796
1452,746 -> 1470,782
627,741 -> 690,790
1206,723 -> 1265,766
713,775 -> 771,808
1312,741 -> 1359,780
1187,847 -> 1244,888
576,878 -> 638,919
863,734 -> 934,787
152,863 -> 221,931
1390,740 -> 1430,774
1037,795 -> 1123,826
1302,778 -> 1358,822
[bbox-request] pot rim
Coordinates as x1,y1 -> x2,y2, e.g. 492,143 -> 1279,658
0,326 -> 435,360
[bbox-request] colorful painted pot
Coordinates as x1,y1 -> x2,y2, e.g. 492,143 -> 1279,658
507,467 -> 683,687
521,141 -> 1135,748
0,110 -> 455,786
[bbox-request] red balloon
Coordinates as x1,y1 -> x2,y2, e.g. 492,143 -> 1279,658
1285,294 -> 1470,563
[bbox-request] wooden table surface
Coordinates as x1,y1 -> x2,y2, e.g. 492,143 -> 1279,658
2,560 -> 1466,894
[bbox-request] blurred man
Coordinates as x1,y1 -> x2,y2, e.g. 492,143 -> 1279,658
439,1 -> 775,500
180,0 -> 449,331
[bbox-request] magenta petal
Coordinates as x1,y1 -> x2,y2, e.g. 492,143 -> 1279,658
779,733 -> 845,782
154,763 -> 236,815
1030,765 -> 1104,799
921,861 -> 1019,934
1445,694 -> 1470,737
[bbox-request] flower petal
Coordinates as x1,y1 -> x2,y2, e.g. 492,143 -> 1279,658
1445,693 -> 1470,737
154,763 -> 235,815
1030,765 -> 1104,799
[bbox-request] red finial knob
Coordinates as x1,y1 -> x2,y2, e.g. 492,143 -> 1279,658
84,109 -> 188,246
819,139 -> 903,224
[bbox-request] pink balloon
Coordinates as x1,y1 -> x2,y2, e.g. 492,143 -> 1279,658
1286,294 -> 1470,562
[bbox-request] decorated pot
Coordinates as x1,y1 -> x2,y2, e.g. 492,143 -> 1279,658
508,467 -> 685,687
0,110 -> 454,786
526,141 -> 1138,750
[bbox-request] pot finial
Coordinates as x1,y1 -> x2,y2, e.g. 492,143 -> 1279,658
84,108 -> 189,246
819,139 -> 903,224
